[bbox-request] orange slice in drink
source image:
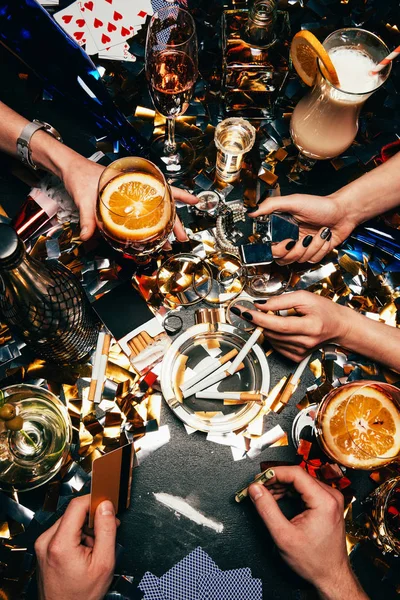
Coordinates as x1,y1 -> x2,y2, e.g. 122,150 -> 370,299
322,385 -> 400,469
290,30 -> 340,87
100,172 -> 171,241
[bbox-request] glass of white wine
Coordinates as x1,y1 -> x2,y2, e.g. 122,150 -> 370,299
0,384 -> 72,492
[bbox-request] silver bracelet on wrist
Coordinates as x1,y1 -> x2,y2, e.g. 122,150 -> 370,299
16,119 -> 63,170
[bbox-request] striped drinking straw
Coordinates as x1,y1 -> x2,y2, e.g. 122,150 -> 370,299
370,44 -> 400,75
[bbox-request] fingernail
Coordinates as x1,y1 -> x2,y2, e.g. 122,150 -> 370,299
248,483 -> 265,502
99,500 -> 115,516
80,226 -> 88,238
320,227 -> 331,240
241,311 -> 253,321
285,240 -> 296,251
255,299 -> 267,305
326,231 -> 332,241
230,306 -> 241,316
302,235 -> 313,248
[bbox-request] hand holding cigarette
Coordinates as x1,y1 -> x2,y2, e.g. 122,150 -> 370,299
232,292 -> 353,363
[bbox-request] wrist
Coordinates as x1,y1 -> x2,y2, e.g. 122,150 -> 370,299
330,303 -> 354,346
315,565 -> 368,600
30,130 -> 79,179
329,189 -> 362,230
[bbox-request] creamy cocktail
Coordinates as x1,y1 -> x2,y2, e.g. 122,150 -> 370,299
291,29 -> 391,161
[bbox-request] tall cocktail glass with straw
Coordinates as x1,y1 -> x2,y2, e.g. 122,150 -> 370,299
289,29 -> 392,183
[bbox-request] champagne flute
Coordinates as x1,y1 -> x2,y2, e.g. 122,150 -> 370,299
145,6 -> 198,176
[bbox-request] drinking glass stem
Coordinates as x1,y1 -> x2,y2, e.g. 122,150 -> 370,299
165,117 -> 178,155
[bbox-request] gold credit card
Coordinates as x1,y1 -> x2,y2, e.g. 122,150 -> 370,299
89,442 -> 134,528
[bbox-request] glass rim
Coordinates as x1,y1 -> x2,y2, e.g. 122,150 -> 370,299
317,27 -> 392,96
214,117 -> 256,154
99,157 -> 167,219
149,6 -> 197,48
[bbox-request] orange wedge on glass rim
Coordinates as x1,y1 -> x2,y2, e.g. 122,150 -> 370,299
290,30 -> 340,87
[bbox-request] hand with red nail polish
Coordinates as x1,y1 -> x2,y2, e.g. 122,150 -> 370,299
35,495 -> 117,600
248,466 -> 369,600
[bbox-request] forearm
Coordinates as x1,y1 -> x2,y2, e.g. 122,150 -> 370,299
316,567 -> 369,600
0,101 -> 82,178
337,309 -> 400,372
331,152 -> 400,226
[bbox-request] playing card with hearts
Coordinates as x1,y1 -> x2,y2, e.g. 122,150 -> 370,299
53,1 -> 88,46
98,41 -> 138,61
79,0 -> 152,52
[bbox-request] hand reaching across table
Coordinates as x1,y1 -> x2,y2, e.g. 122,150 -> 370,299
248,193 -> 354,264
249,152 -> 400,264
0,101 -> 198,243
232,290 -> 400,372
249,466 -> 369,600
35,495 -> 117,600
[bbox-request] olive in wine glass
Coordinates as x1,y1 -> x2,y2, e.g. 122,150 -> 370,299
145,6 -> 198,176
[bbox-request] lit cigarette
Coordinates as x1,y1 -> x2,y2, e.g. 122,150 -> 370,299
183,362 -> 244,398
195,391 -> 264,402
94,333 -> 111,404
88,331 -> 105,402
181,348 -> 238,392
272,354 -> 311,412
235,468 -> 275,503
227,327 -> 263,375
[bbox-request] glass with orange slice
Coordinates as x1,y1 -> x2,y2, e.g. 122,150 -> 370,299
289,28 -> 391,182
96,157 -> 175,259
315,381 -> 400,470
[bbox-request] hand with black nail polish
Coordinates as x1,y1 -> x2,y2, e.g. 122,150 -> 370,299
247,192 -> 357,265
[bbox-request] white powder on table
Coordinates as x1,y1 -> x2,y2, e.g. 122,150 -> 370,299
154,492 -> 224,533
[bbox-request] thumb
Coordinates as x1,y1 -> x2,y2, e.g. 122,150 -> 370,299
92,500 -> 117,565
78,198 -> 97,241
249,484 -> 292,545
249,195 -> 304,217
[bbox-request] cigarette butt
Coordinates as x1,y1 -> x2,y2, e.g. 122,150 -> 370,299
88,379 -> 97,402
270,378 -> 296,413
220,348 -> 238,365
223,393 -> 263,405
131,339 -> 142,354
127,339 -> 136,353
140,331 -> 152,344
102,334 -> 111,356
134,335 -> 146,351
235,469 -> 275,503
279,381 -> 296,405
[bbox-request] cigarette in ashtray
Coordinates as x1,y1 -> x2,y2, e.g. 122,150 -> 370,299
195,391 -> 264,403
235,468 -> 275,503
182,361 -> 244,398
226,327 -> 263,376
181,348 -> 238,393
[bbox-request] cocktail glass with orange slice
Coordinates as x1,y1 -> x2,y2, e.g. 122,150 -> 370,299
289,29 -> 391,183
96,157 -> 175,259
315,381 -> 400,470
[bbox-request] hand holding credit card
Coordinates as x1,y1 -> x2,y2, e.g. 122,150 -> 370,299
89,442 -> 135,527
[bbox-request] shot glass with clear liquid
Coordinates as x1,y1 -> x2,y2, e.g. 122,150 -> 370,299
214,118 -> 256,183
